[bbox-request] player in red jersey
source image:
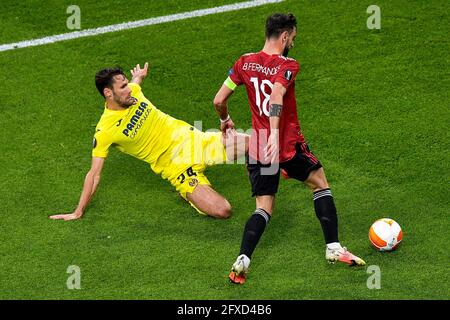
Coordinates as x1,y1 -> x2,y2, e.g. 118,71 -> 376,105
213,13 -> 366,284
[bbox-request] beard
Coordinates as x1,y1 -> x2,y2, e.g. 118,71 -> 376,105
282,45 -> 290,57
122,97 -> 135,108
114,95 -> 135,108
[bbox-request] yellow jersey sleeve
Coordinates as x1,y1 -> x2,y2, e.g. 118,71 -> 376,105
92,129 -> 113,158
128,82 -> 142,95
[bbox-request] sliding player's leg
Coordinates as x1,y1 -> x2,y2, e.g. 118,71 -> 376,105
171,164 -> 231,219
186,184 -> 231,219
221,129 -> 249,161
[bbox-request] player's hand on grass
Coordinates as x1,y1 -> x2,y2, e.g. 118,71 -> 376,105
49,211 -> 82,221
264,131 -> 279,164
131,62 -> 149,82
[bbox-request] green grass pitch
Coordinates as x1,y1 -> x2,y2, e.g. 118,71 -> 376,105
0,0 -> 448,299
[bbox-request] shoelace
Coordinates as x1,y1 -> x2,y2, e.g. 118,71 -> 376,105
330,247 -> 348,255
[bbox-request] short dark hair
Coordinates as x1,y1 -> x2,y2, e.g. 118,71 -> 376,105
95,67 -> 126,97
265,13 -> 297,39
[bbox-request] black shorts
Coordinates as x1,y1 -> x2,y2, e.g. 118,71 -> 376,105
247,142 -> 322,197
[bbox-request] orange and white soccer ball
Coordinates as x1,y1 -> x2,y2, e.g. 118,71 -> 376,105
369,218 -> 403,251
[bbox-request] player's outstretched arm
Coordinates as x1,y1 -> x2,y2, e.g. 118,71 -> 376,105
130,62 -> 149,85
49,157 -> 105,221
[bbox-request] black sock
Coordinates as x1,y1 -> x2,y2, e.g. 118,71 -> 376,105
239,208 -> 271,259
313,188 -> 339,244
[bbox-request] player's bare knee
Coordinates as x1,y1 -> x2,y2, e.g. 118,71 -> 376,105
215,200 -> 232,219
311,182 -> 329,193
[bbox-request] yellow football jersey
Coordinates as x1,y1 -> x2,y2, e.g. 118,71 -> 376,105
92,83 -> 226,182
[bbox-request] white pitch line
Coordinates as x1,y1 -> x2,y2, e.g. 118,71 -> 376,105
0,0 -> 284,52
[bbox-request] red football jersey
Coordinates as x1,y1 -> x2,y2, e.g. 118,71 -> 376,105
229,51 -> 305,163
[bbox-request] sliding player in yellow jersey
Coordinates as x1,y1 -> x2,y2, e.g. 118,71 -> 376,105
50,62 -> 248,221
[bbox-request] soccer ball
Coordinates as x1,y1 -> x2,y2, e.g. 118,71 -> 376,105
369,218 -> 403,251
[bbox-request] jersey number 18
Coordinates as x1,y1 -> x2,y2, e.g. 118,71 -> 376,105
250,77 -> 274,117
